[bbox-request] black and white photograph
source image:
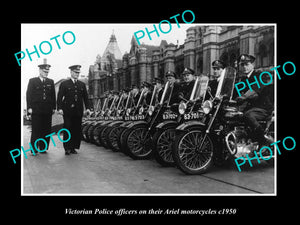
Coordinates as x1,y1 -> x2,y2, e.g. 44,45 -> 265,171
4,3 -> 299,220
21,23 -> 276,195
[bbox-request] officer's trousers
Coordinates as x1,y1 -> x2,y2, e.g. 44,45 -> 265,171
62,115 -> 82,150
243,107 -> 269,130
30,113 -> 52,151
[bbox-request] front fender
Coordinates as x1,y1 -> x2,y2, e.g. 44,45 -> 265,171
155,120 -> 178,129
108,120 -> 125,127
176,120 -> 206,131
126,120 -> 148,129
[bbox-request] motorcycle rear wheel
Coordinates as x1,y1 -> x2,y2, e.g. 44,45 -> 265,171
172,130 -> 214,175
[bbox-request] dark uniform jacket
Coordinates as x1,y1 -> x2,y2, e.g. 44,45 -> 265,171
133,92 -> 140,106
234,70 -> 261,98
208,79 -> 219,97
142,91 -> 152,106
180,80 -> 196,100
168,82 -> 181,105
249,84 -> 274,113
26,77 -> 56,115
57,79 -> 89,117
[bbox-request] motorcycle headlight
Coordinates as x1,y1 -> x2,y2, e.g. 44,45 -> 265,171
148,105 -> 154,116
126,108 -> 131,116
178,102 -> 187,115
107,110 -> 112,116
202,100 -> 213,114
139,106 -> 144,115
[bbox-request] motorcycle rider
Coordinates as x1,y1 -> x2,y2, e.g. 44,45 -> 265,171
153,77 -> 164,104
236,54 -> 274,148
179,67 -> 196,100
131,84 -> 140,106
209,60 -> 226,97
165,70 -> 181,105
141,81 -> 152,106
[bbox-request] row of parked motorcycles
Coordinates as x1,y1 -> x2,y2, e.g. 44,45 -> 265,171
81,67 -> 274,174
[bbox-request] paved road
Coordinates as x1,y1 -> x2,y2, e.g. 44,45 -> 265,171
22,125 -> 275,195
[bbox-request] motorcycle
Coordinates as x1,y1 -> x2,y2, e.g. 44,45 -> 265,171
102,92 -> 129,151
172,67 -> 274,174
96,94 -> 123,148
81,99 -> 102,142
121,82 -> 175,160
152,76 -> 209,167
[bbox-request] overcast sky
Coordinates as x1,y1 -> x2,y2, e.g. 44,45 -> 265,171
21,23 -> 192,90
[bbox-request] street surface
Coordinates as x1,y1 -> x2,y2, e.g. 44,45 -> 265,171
22,125 -> 275,195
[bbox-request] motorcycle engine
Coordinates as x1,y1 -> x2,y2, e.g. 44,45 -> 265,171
225,126 -> 258,158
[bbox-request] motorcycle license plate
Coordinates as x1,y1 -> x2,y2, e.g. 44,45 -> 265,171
183,112 -> 203,121
162,113 -> 178,120
128,115 -> 145,120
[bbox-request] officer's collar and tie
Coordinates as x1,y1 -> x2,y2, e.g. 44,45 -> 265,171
38,63 -> 51,83
68,65 -> 81,85
71,77 -> 78,84
39,77 -> 46,83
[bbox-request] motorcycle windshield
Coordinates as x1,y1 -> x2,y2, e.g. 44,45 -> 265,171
124,92 -> 132,109
101,98 -> 108,111
149,85 -> 157,107
136,89 -> 145,107
159,81 -> 171,105
216,66 -> 237,100
109,96 -> 118,110
190,76 -> 209,103
94,98 -> 101,112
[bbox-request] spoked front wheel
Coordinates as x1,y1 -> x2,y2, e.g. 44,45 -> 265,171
126,125 -> 153,159
172,130 -> 214,175
153,128 -> 176,167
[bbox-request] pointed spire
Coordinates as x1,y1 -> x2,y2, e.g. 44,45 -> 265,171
102,30 -> 122,60
109,30 -> 117,42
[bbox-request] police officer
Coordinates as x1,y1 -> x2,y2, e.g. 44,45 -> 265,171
165,71 -> 181,105
131,84 -> 140,106
235,54 -> 258,95
232,54 -> 261,111
209,60 -> 226,97
180,68 -> 196,100
57,65 -> 91,155
26,62 -> 56,154
237,66 -> 274,147
153,77 -> 164,104
141,81 -> 152,106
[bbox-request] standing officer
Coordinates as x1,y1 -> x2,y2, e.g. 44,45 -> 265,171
57,65 -> 91,155
26,62 -> 56,154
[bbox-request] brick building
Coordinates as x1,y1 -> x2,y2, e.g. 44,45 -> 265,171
88,25 -> 275,106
